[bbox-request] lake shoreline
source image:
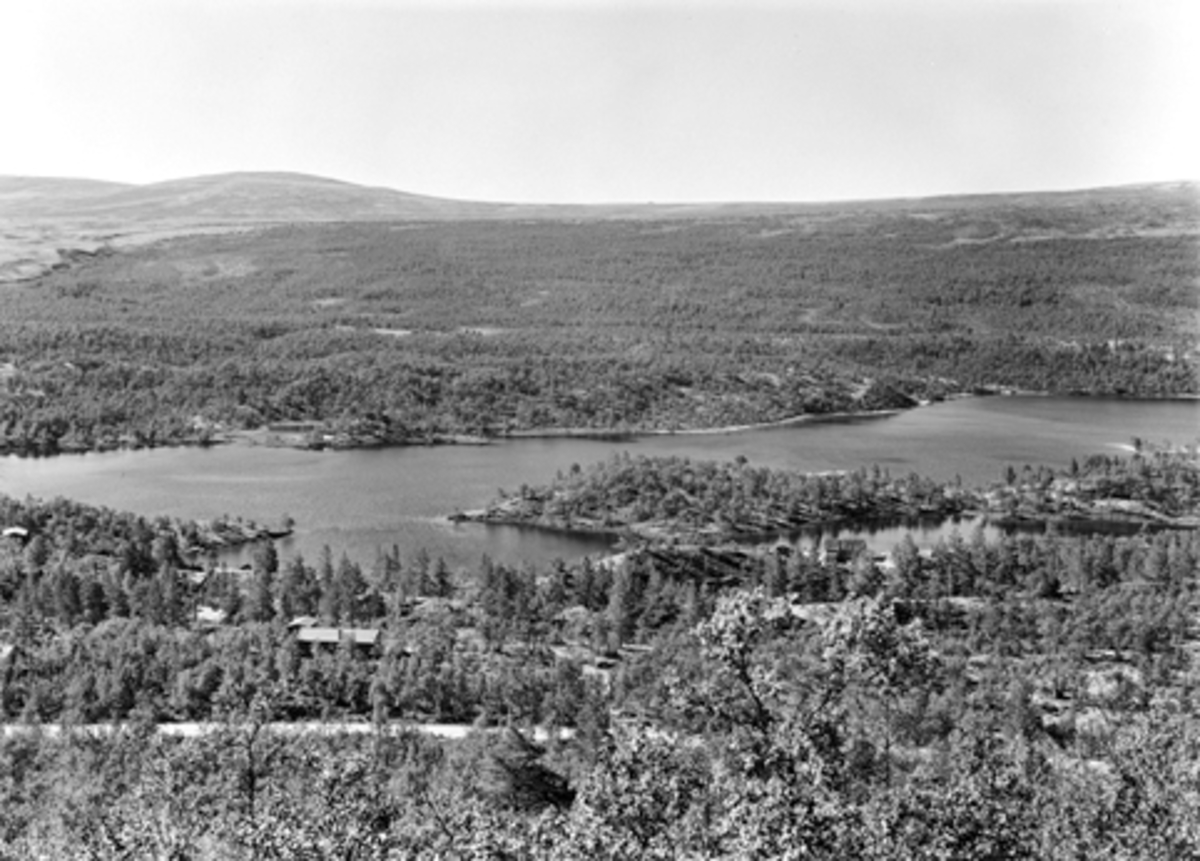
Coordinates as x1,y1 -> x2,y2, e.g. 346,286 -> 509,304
494,408 -> 905,441
2,394 -> 1196,571
455,504 -> 1200,554
0,406 -> 910,458
2,389 -> 1197,459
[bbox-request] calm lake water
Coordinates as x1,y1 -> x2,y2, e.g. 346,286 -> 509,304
1,396 -> 1196,570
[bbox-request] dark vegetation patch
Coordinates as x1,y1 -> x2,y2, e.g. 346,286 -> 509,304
0,185 -> 1196,454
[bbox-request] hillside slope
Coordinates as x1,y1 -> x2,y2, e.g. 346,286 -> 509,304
0,171 -> 506,223
0,176 -> 1195,454
2,171 -> 1195,285
3,170 -> 1196,224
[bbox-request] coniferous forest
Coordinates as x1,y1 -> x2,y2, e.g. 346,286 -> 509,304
1,445 -> 1200,857
0,182 -> 1198,857
1,183 -> 1196,454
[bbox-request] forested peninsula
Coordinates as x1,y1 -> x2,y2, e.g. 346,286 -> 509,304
457,445 -> 1200,542
1,182 -> 1196,454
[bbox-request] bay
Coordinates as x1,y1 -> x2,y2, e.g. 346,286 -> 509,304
0,395 -> 1195,570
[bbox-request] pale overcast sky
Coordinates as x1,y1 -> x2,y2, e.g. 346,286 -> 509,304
1,0 -> 1196,203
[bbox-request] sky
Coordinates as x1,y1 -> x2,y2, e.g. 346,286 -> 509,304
1,0 -> 1197,204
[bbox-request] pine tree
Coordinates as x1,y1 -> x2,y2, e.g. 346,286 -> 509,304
157,563 -> 185,626
334,554 -> 368,624
245,565 -> 275,623
413,547 -> 432,596
81,577 -> 108,625
432,556 -> 453,598
607,564 -> 639,646
279,555 -> 318,619
104,571 -> 131,618
317,545 -> 336,623
52,566 -> 82,626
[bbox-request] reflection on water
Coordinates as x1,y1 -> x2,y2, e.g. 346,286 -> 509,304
742,514 -> 1161,558
1,396 -> 1196,570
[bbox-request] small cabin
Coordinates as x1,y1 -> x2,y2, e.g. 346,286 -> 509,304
818,538 -> 868,566
288,618 -> 381,655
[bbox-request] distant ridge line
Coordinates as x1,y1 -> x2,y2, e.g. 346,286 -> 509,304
1,171 -> 1196,236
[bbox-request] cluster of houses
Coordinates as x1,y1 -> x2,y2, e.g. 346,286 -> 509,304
775,536 -> 897,571
4,524 -> 903,695
191,597 -> 473,657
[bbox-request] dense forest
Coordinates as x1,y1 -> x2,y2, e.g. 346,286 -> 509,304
462,444 -> 1200,541
1,182 -> 1198,855
1,184 -> 1196,453
2,446 -> 1200,856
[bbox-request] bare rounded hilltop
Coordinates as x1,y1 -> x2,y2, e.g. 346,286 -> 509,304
0,171 -> 1195,283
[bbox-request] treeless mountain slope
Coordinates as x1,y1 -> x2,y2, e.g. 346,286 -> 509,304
0,171 -> 505,222
0,171 -> 1195,284
2,170 -> 1196,224
0,176 -> 134,205
0,171 -> 809,222
0,171 -> 518,282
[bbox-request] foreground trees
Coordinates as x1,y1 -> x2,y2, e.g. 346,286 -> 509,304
4,587 -> 1200,858
2,444 -> 1200,855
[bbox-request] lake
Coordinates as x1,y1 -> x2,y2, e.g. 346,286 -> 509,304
0,395 -> 1195,571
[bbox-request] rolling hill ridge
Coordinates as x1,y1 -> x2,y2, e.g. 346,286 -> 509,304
2,171 -> 1195,284
4,170 -> 1196,224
